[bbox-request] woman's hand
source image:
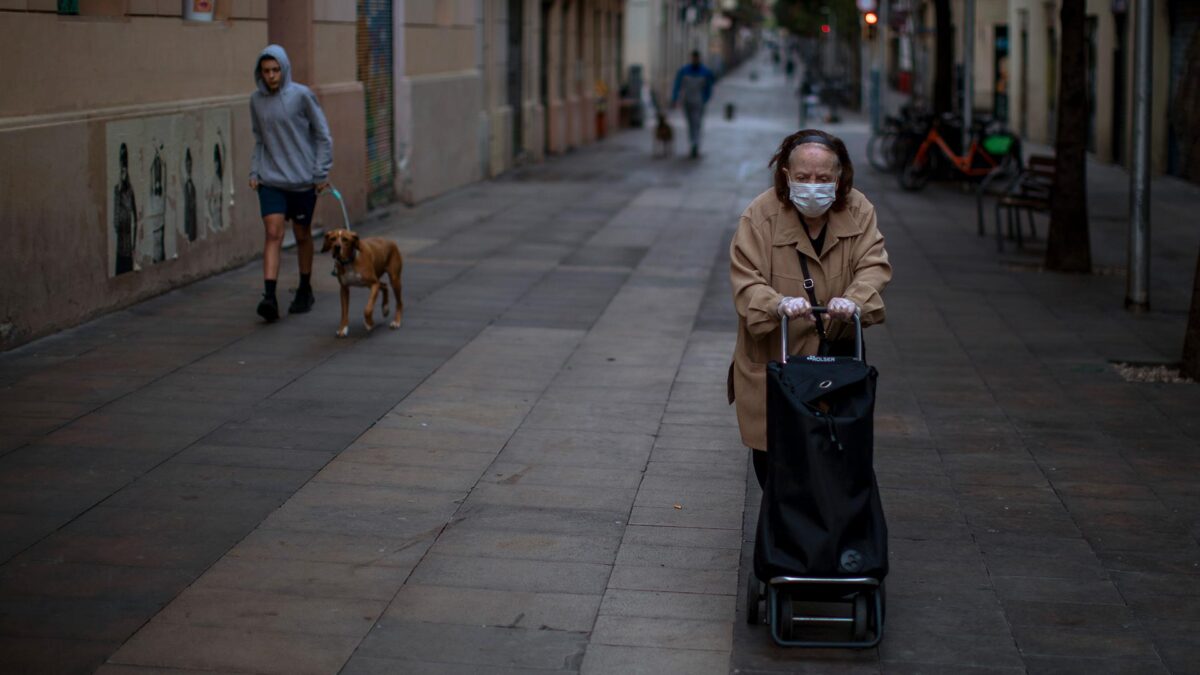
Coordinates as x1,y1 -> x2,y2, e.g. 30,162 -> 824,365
827,297 -> 859,322
777,296 -> 813,321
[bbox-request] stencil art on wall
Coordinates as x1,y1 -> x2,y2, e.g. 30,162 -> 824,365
106,108 -> 234,277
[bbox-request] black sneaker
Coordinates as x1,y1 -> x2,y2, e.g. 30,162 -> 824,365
288,288 -> 315,314
257,294 -> 279,322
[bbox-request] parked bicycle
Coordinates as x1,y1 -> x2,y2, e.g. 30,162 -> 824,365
866,104 -> 928,173
898,114 -> 1018,191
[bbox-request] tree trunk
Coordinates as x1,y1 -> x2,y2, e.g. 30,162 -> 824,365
933,0 -> 953,115
1183,247 -> 1200,379
1045,0 -> 1092,273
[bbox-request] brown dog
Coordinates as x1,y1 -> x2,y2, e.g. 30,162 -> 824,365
653,112 -> 674,158
320,228 -> 404,338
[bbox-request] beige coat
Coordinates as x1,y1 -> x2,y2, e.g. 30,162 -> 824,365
729,187 -> 892,451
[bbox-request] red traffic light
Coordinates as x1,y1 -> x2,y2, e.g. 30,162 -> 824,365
864,11 -> 878,24
820,24 -> 831,33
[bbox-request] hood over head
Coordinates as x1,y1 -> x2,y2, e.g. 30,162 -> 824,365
254,44 -> 292,94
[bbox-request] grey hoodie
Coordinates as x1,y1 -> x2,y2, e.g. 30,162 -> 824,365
250,45 -> 333,191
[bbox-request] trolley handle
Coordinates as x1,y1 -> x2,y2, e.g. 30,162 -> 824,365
326,185 -> 352,231
781,307 -> 863,363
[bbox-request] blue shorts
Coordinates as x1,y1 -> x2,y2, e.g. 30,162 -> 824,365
258,185 -> 318,225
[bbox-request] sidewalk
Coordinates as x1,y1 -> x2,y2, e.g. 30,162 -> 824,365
1,53 -> 1199,675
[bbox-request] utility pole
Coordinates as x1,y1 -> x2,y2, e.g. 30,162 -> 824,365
1126,0 -> 1152,311
962,0 -> 974,153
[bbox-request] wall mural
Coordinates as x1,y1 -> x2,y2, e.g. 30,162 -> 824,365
106,108 -> 232,277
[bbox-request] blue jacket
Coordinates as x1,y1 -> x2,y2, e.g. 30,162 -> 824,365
671,63 -> 715,107
250,45 -> 334,191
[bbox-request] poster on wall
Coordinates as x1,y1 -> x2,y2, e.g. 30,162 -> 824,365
202,108 -> 232,236
106,115 -> 180,276
106,108 -> 233,278
178,112 -> 203,244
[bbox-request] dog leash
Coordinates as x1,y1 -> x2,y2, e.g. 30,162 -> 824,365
326,185 -> 351,232
325,184 -> 353,277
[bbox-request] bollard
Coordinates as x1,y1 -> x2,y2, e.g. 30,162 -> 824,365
725,103 -> 735,120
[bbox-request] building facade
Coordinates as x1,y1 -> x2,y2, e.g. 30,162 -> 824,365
878,0 -> 1196,179
0,0 -> 367,350
0,0 -> 638,350
623,0 -> 714,109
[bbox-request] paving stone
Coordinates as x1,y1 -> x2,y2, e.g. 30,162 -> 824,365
599,589 -> 735,621
312,460 -> 482,492
991,575 -> 1126,605
615,543 -> 740,571
261,482 -> 463,536
877,628 -> 1025,669
354,620 -> 588,670
451,502 -> 630,537
580,644 -> 729,675
431,526 -> 621,564
228,527 -> 434,567
22,506 -> 259,569
108,620 -> 361,675
95,664 -> 251,674
197,555 -> 414,601
483,462 -> 644,489
407,553 -> 612,594
385,584 -> 600,632
590,614 -> 731,651
466,481 -> 637,513
1019,655 -> 1169,675
340,656 -> 553,675
629,504 -> 743,530
621,524 -> 743,550
337,442 -> 497,471
608,565 -> 736,596
152,586 -> 386,636
0,636 -> 121,675
1010,623 -> 1159,660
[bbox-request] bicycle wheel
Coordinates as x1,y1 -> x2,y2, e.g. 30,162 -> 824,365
899,149 -> 931,191
867,133 -> 893,172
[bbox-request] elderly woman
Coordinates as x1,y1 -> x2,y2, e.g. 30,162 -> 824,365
729,129 -> 892,488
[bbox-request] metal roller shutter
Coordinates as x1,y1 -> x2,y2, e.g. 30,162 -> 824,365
358,0 -> 395,207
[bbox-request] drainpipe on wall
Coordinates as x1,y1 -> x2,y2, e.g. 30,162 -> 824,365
962,0 -> 974,156
1126,0 -> 1152,311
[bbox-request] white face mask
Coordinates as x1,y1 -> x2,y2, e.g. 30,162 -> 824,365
788,181 -> 837,218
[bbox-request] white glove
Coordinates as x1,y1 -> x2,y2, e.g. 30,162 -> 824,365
777,296 -> 813,320
827,297 -> 859,321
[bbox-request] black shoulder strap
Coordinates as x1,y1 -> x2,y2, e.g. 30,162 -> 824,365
796,251 -> 829,343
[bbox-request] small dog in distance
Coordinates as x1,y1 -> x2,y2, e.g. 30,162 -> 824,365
653,112 -> 674,158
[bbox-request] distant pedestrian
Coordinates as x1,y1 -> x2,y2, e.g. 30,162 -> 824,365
671,50 -> 715,159
728,130 -> 892,488
249,44 -> 333,322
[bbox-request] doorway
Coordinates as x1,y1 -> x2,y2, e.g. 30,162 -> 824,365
508,0 -> 524,161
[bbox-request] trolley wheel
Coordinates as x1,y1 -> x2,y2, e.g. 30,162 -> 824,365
778,592 -> 795,641
745,575 -> 761,625
852,592 -> 869,641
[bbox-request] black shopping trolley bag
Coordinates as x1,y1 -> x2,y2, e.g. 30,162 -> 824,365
754,349 -> 888,582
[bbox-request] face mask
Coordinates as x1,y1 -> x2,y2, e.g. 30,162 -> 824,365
788,181 -> 837,218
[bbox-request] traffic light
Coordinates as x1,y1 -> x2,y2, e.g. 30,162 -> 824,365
820,24 -> 831,34
863,11 -> 878,40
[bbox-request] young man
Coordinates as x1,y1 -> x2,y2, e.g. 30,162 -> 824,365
670,50 -> 716,159
249,44 -> 333,322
